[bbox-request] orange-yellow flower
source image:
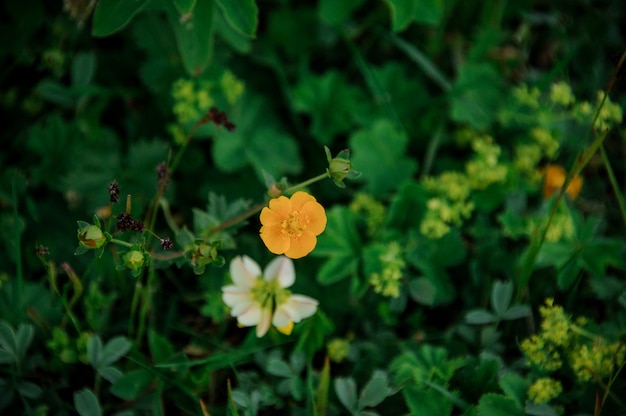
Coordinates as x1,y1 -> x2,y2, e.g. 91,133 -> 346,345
260,191 -> 327,259
542,164 -> 582,199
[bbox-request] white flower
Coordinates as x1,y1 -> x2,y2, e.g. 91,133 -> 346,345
222,255 -> 318,337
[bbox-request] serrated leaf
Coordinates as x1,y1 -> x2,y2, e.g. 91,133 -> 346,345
490,281 -> 513,317
403,385 -> 453,415
524,402 -> 560,416
357,371 -> 391,410
92,0 -> 148,37
498,372 -> 529,408
215,0 -> 258,38
335,377 -> 358,413
477,393 -> 524,416
110,369 -> 154,400
14,324 -> 34,361
0,322 -> 16,358
450,63 -> 503,130
349,119 -> 418,197
74,388 -> 102,416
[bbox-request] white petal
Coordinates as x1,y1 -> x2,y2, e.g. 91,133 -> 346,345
285,295 -> 318,321
237,303 -> 262,326
229,256 -> 261,289
231,300 -> 255,317
264,256 -> 295,288
222,285 -> 252,308
256,307 -> 272,337
272,305 -> 293,328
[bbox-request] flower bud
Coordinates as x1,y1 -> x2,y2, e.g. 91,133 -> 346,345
77,224 -> 107,249
123,250 -> 145,270
325,146 -> 360,188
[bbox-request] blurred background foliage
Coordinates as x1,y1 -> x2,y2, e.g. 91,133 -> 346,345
1,0 -> 626,415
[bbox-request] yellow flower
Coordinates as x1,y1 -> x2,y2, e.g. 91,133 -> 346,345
260,191 -> 327,259
542,164 -> 582,199
528,377 -> 562,404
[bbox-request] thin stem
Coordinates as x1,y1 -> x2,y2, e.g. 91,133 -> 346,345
599,144 -> 626,227
128,280 -> 142,337
108,238 -> 135,249
282,172 -> 329,195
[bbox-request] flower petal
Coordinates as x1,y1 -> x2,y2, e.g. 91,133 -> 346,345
301,200 -> 327,235
236,303 -> 262,326
264,256 -> 295,288
283,295 -> 319,322
284,230 -> 317,259
260,206 -> 286,227
222,285 -> 252,308
267,196 -> 292,217
229,255 -> 261,288
272,304 -> 293,328
260,225 -> 291,255
256,307 -> 272,337
289,191 -> 316,210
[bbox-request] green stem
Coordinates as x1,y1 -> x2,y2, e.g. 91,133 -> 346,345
599,144 -> 626,227
136,269 -> 153,345
208,172 -> 330,237
128,280 -> 142,337
108,238 -> 135,249
159,198 -> 180,234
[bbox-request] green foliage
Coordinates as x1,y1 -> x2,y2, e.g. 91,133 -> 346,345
2,0 -> 626,414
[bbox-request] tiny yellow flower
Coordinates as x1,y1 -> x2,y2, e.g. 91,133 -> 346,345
542,164 -> 582,199
528,377 -> 562,404
260,191 -> 327,259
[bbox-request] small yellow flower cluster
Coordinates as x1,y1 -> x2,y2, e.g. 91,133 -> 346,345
421,133 -> 506,239
527,211 -> 575,243
549,82 -> 575,107
327,337 -> 351,363
514,127 -> 559,183
594,91 -> 623,132
368,242 -> 405,298
350,194 -> 386,237
521,298 -> 625,391
570,341 -> 625,382
170,70 -> 245,126
219,71 -> 245,105
512,84 -> 541,108
528,377 -> 563,404
421,172 -> 474,239
465,135 -> 508,189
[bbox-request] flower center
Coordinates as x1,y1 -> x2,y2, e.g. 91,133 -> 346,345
280,210 -> 309,238
252,278 -> 291,309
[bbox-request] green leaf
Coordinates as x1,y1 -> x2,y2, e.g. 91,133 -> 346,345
498,372 -> 529,408
349,119 -> 418,197
384,0 -> 417,32
214,0 -> 258,38
14,324 -> 34,362
294,311 -> 334,359
465,309 -> 497,325
292,71 -> 370,145
524,402 -> 560,416
16,381 -> 42,399
99,336 -> 132,368
174,0 -> 197,13
166,0 -> 214,76
99,365 -> 124,384
450,63 -> 503,130
74,388 -> 102,416
414,0 -> 445,25
387,181 -> 428,230
477,393 -> 524,416
110,370 -> 154,400
490,281 -> 513,317
335,377 -> 358,413
357,371 -> 391,409
317,255 -> 359,286
319,0 -> 365,24
501,305 -> 531,320
403,385 -> 453,415
214,4 -> 252,53
71,51 -> 96,88
408,277 -> 437,306
92,0 -> 148,37
0,322 -> 17,359
148,330 -> 175,363
87,335 -> 103,369
266,358 -> 292,378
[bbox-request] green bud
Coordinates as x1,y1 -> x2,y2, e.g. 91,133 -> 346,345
123,249 -> 145,270
77,223 -> 107,249
325,146 -> 361,188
